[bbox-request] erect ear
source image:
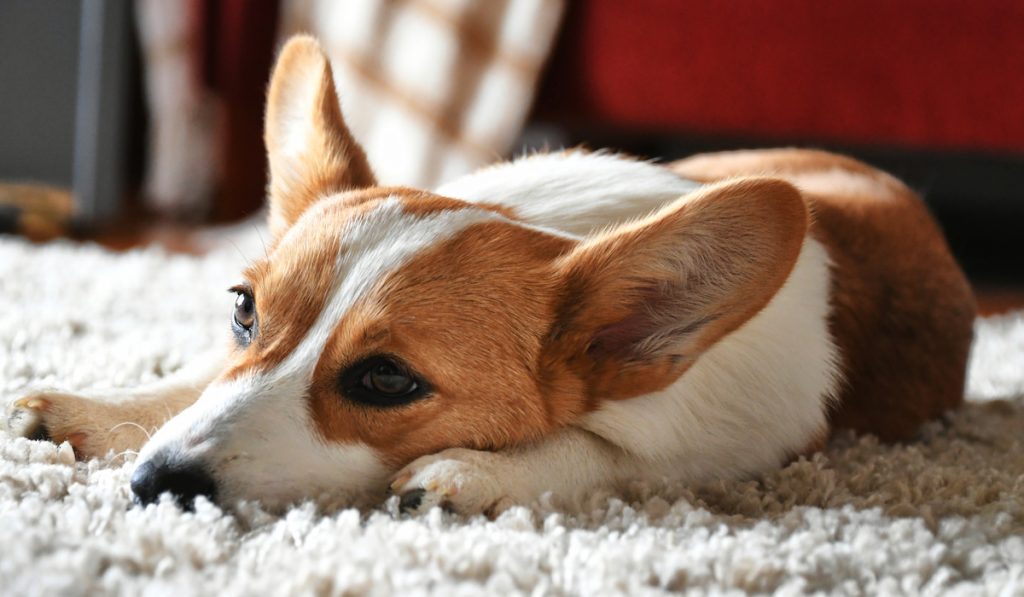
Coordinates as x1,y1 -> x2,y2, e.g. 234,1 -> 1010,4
548,177 -> 809,400
264,35 -> 376,239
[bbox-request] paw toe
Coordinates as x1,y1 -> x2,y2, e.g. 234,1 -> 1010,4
6,392 -> 127,461
8,399 -> 52,441
398,488 -> 426,513
391,453 -> 508,516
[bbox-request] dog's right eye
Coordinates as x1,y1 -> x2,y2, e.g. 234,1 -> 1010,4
229,285 -> 257,346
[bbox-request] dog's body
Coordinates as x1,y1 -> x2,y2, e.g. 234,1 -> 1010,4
8,37 -> 974,515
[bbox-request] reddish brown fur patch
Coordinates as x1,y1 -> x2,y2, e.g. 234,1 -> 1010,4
224,184 -> 526,379
307,219 -> 577,467
670,149 -> 976,441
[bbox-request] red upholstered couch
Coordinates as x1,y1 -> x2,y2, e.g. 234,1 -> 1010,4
534,1 -> 1024,156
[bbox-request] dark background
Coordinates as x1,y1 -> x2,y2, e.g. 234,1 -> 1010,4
0,0 -> 1021,293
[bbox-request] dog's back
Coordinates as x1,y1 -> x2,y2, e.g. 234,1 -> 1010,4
672,149 -> 976,441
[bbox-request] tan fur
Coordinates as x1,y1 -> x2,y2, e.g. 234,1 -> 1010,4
671,149 -> 976,441
9,355 -> 224,459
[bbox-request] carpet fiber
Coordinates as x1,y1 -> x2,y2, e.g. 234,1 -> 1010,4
1,238 -> 1022,595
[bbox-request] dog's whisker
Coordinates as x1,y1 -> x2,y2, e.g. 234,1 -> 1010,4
254,224 -> 269,260
226,239 -> 253,270
108,421 -> 154,441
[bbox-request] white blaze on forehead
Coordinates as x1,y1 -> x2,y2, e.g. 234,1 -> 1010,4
272,196 -> 505,382
137,197 -> 504,502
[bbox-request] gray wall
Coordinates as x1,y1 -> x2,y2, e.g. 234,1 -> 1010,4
0,1 -> 82,187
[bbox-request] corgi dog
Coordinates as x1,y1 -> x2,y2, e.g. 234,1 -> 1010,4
8,36 -> 975,515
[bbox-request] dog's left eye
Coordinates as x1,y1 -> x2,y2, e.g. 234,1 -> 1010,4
363,362 -> 416,395
340,356 -> 429,406
234,293 -> 255,328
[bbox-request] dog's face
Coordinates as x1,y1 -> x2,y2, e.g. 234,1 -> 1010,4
142,189 -> 577,507
197,191 -> 587,507
134,37 -> 807,509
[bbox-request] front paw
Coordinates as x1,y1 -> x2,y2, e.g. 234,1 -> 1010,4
390,448 -> 514,517
6,392 -> 139,460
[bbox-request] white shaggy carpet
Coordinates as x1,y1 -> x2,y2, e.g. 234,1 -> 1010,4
1,237 -> 1022,596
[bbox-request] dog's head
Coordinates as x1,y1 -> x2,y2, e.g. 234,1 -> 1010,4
131,36 -> 807,510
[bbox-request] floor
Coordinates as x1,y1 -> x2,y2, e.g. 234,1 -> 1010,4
3,237 -> 1023,594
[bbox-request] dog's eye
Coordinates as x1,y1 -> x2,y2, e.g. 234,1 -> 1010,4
229,285 -> 256,346
234,292 -> 255,329
341,356 -> 429,406
363,362 -> 416,395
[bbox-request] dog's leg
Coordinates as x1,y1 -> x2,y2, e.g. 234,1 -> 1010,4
391,427 -> 646,516
6,347 -> 227,460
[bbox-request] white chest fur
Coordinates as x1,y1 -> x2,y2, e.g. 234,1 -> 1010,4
580,237 -> 839,481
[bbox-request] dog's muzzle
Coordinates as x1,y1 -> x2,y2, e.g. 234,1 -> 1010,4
130,451 -> 217,510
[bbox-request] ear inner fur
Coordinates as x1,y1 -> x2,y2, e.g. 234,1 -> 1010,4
547,177 -> 810,403
264,35 -> 376,239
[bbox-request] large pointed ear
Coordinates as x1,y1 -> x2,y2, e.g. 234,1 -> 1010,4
264,35 -> 376,238
547,177 -> 809,400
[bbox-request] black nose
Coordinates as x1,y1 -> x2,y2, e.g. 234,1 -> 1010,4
131,455 -> 217,509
